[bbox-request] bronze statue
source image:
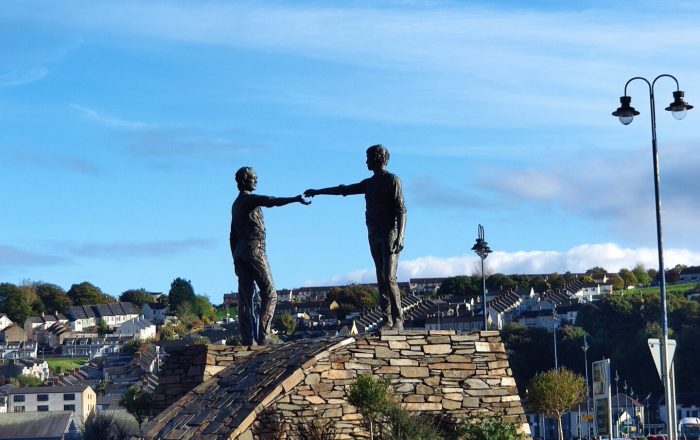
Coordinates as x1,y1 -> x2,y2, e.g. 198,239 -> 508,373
230,166 -> 310,345
305,144 -> 406,331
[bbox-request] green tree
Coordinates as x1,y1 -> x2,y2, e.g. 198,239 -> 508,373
0,283 -> 33,323
119,385 -> 152,429
458,415 -> 525,440
68,282 -> 112,305
97,318 -> 109,336
529,276 -> 550,293
607,273 -> 624,291
548,273 -> 566,290
486,273 -> 517,292
526,368 -> 586,440
632,264 -> 652,285
168,277 -> 195,311
325,285 -> 378,318
11,374 -> 44,387
176,301 -> 197,329
119,289 -> 154,308
348,374 -> 392,440
586,266 -> 608,277
619,269 -> 638,289
35,282 -> 72,314
191,295 -> 216,322
437,275 -> 481,300
276,313 -> 296,336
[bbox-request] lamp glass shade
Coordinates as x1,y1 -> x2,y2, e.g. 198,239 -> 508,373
672,109 -> 687,120
619,115 -> 634,125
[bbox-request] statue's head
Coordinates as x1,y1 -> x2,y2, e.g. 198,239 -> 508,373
235,166 -> 257,191
366,144 -> 389,171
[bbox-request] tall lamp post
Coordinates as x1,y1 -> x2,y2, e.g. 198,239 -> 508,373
472,224 -> 492,331
612,74 -> 692,440
615,371 -> 621,437
552,306 -> 559,369
623,380 -> 629,435
582,335 -> 591,440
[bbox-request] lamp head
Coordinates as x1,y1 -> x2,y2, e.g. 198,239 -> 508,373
612,96 -> 640,125
665,90 -> 693,120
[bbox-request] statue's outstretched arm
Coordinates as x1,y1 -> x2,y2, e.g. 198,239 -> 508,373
305,183 -> 363,198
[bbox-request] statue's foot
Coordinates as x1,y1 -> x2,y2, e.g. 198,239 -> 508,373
393,319 -> 404,331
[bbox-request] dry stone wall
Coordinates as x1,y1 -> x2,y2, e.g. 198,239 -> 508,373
144,330 -> 527,439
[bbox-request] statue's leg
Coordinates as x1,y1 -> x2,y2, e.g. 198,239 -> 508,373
369,235 -> 391,327
251,247 -> 277,344
386,229 -> 403,328
237,262 -> 257,346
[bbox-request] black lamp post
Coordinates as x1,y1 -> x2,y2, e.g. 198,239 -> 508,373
471,224 -> 492,331
612,74 -> 692,440
582,335 -> 591,440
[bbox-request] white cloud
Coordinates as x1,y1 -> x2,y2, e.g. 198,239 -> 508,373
70,104 -> 155,131
0,67 -> 47,87
310,242 -> 700,286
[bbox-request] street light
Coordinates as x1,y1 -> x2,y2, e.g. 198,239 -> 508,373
582,335 -> 591,440
472,224 -> 492,331
552,306 -> 559,369
616,371 -> 621,437
624,380 -> 629,435
612,74 -> 692,440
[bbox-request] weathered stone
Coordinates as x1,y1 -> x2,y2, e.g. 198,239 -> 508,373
443,398 -> 461,410
395,383 -> 414,393
376,366 -> 400,374
400,367 -> 430,378
423,344 -> 452,355
388,340 -> 410,350
305,373 -> 321,385
389,358 -> 419,366
423,376 -> 441,386
404,402 -> 442,411
446,354 -> 472,363
462,397 -> 480,408
416,384 -> 433,395
306,396 -> 326,404
322,369 -> 354,380
400,350 -> 424,357
443,393 -> 463,401
403,394 -> 425,403
488,360 -> 509,369
501,377 -> 516,386
375,346 -> 400,358
344,362 -> 371,370
466,378 -> 489,389
429,362 -> 475,370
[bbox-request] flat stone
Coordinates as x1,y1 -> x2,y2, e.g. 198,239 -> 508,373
401,367 -> 430,378
396,383 -> 414,393
416,384 -> 433,395
446,355 -> 471,363
443,398 -> 461,410
466,378 -> 488,389
305,373 -> 321,385
429,362 -> 475,370
404,402 -> 442,411
443,393 -> 463,401
403,394 -> 425,403
501,377 -> 516,386
423,376 -> 441,386
488,360 -> 509,369
375,346 -> 400,358
388,340 -> 410,350
390,358 -> 419,366
344,362 -> 371,370
306,395 -> 326,404
322,369 -> 354,380
423,344 -> 452,355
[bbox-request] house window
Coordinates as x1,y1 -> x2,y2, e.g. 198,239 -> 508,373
13,395 -> 25,402
64,404 -> 75,411
13,406 -> 25,412
64,393 -> 75,401
37,394 -> 49,401
38,405 -> 49,412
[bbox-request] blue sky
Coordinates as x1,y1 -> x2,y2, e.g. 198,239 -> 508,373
2,1 -> 700,303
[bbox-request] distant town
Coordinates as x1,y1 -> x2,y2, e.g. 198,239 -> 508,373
1,264 -> 699,438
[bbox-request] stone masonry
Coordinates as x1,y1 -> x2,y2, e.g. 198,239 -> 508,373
142,330 -> 528,439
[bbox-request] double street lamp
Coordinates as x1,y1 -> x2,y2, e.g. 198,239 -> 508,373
472,224 -> 492,331
612,75 -> 692,440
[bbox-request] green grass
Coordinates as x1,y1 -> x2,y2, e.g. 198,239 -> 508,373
215,307 -> 237,321
615,282 -> 699,296
45,357 -> 89,374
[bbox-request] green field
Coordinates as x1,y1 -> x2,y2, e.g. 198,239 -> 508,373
616,282 -> 698,296
45,357 -> 89,374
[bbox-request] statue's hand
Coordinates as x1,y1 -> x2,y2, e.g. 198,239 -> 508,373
391,237 -> 404,254
297,195 -> 312,205
304,189 -> 317,198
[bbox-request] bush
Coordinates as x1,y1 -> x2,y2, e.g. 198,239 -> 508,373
82,412 -> 137,440
457,415 -> 525,440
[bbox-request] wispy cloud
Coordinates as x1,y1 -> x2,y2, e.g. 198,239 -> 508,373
310,242 -> 700,286
8,149 -> 102,176
70,104 -> 264,159
0,245 -> 67,268
0,67 -> 48,87
70,104 -> 155,131
408,175 -> 483,209
59,238 -> 216,259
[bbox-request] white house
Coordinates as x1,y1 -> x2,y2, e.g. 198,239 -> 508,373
6,384 -> 96,425
115,317 -> 156,341
67,302 -> 139,331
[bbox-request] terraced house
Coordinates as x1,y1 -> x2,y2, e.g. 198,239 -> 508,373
67,302 -> 139,331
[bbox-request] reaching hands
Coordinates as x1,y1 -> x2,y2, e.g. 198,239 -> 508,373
303,189 -> 318,198
296,195 -> 312,205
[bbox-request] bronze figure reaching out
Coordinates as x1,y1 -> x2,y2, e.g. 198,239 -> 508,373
305,144 -> 406,331
230,166 -> 310,345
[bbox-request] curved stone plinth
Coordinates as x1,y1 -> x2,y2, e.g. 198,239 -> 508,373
141,330 -> 527,439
